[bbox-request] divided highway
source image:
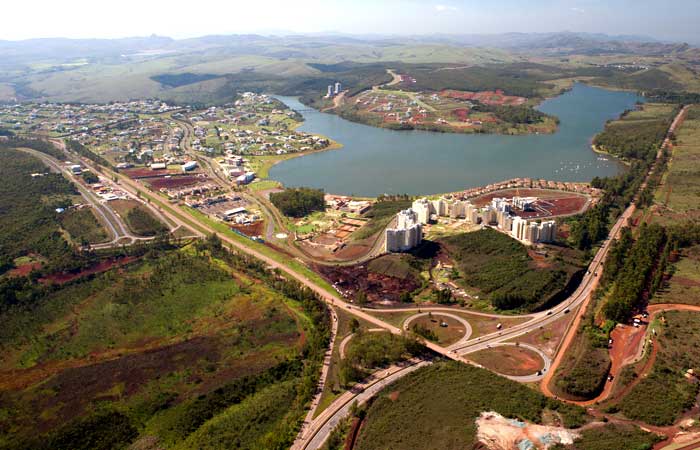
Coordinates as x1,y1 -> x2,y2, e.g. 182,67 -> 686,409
38,104 -> 686,450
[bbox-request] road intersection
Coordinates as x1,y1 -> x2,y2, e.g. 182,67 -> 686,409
34,105 -> 687,450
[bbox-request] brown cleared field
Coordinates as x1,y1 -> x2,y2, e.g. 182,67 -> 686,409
406,314 -> 467,346
148,175 -> 208,190
471,188 -> 589,218
507,309 -> 576,358
468,345 -> 545,376
120,167 -> 181,179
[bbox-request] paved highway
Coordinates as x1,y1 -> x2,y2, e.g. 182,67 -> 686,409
292,359 -> 431,450
17,147 -> 132,244
40,105 -> 686,450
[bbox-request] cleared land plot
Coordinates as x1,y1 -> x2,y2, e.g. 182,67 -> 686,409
315,253 -> 425,305
471,188 -> 590,219
120,168 -> 181,179
468,345 -> 545,377
407,314 -> 467,346
148,175 -> 208,190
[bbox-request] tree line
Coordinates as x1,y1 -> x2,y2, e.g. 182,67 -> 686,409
270,187 -> 326,218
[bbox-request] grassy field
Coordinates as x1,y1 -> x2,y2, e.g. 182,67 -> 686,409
616,310 -> 700,426
651,245 -> 700,306
355,362 -> 588,450
468,345 -> 545,376
553,333 -> 611,400
366,253 -> 425,280
0,246 -> 320,449
654,105 -> 700,224
111,199 -> 168,236
556,424 -> 662,450
58,207 -> 110,244
407,314 -> 466,346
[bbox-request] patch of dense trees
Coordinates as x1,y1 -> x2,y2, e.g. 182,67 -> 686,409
645,90 -> 700,105
151,72 -> 221,88
471,103 -> 549,124
81,171 -> 99,184
440,228 -> 568,311
593,68 -> 682,92
556,333 -> 612,399
340,331 -> 422,386
65,139 -> 112,168
593,115 -> 673,161
603,223 -> 666,322
0,137 -> 64,159
569,107 -> 676,251
0,148 -> 84,274
125,207 -> 168,237
0,128 -> 14,137
270,187 -> 326,218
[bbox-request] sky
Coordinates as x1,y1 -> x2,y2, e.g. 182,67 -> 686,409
3,0 -> 699,43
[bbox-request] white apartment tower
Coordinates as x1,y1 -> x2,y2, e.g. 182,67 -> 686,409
385,209 -> 423,252
511,217 -> 556,244
411,198 -> 433,224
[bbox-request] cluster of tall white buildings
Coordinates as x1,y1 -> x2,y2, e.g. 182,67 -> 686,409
511,217 -> 556,244
412,197 -> 480,224
385,209 -> 423,252
325,82 -> 343,98
409,196 -> 557,245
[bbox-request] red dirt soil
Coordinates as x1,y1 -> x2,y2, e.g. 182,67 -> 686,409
40,256 -> 138,284
469,346 -> 544,377
231,221 -> 264,237
7,262 -> 43,277
440,89 -> 527,106
149,176 -> 207,189
120,168 -> 181,179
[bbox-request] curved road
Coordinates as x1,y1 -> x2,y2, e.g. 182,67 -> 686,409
471,342 -> 551,383
293,359 -> 431,450
402,312 -> 473,349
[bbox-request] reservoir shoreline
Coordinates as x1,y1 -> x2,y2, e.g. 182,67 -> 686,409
271,84 -> 642,197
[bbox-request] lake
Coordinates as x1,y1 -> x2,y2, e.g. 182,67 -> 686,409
269,84 -> 643,197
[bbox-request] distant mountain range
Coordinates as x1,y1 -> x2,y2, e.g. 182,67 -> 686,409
0,31 -> 691,67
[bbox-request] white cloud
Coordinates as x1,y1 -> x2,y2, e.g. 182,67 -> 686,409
571,7 -> 585,13
435,4 -> 458,12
